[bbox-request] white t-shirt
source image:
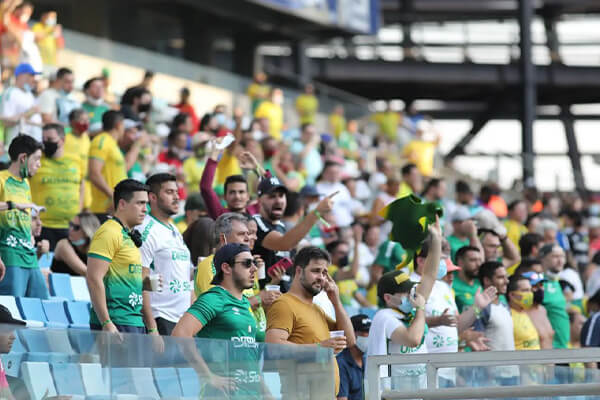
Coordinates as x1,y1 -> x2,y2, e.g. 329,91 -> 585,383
137,214 -> 193,323
559,267 -> 584,300
0,86 -> 42,144
38,88 -> 81,124
315,181 -> 355,227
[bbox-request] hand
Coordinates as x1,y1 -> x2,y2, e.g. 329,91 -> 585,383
259,289 -> 281,308
461,328 -> 490,351
323,273 -> 339,302
315,191 -> 338,214
239,151 -> 259,170
352,223 -> 363,244
436,308 -> 457,327
208,138 -> 224,161
428,215 -> 442,240
474,286 -> 497,310
233,106 -> 244,121
208,372 -> 237,395
14,202 -> 36,211
36,239 -> 50,255
319,336 -> 347,354
143,274 -> 163,292
102,322 -> 123,343
463,220 -> 478,237
0,258 -> 5,281
137,131 -> 150,147
150,331 -> 165,353
254,254 -> 265,271
267,265 -> 286,285
410,292 -> 426,309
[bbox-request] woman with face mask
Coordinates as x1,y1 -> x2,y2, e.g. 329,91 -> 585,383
51,212 -> 100,276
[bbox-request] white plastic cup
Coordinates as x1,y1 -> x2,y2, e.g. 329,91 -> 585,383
329,330 -> 345,338
150,274 -> 163,292
265,285 -> 280,292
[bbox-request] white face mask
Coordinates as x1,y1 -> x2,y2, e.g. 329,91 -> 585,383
252,130 -> 264,141
356,336 -> 368,353
45,18 -> 56,27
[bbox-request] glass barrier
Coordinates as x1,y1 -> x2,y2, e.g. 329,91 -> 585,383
0,325 -> 335,400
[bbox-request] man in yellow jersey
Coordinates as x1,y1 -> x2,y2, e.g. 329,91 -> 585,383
87,179 -> 157,334
329,105 -> 346,139
255,88 -> 284,140
295,83 -> 319,125
247,72 -> 270,114
30,123 -> 83,251
0,135 -> 48,299
88,110 -> 127,217
66,109 -> 91,209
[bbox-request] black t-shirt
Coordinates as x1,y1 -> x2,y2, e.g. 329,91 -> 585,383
51,245 -> 87,276
252,215 -> 288,269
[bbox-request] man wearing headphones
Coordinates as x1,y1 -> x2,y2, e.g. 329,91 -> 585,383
87,178 -> 155,334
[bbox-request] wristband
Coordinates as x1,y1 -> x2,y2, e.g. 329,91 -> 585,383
416,306 -> 425,312
101,319 -> 112,327
316,343 -> 321,347
148,328 -> 158,333
473,305 -> 481,318
314,211 -> 331,228
255,295 -> 262,306
6,201 -> 13,210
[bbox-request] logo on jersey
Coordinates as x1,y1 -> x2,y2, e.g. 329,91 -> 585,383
128,292 -> 143,308
231,336 -> 258,349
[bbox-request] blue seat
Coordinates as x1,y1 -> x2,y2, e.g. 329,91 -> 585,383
343,305 -> 360,317
64,301 -> 90,329
21,361 -> 57,400
263,372 -> 282,399
359,307 -> 377,319
38,252 -> 54,270
51,363 -> 86,396
49,273 -> 74,301
41,300 -> 70,328
16,297 -> 47,326
70,276 -> 91,303
79,363 -> 109,396
153,367 -> 182,398
1,353 -> 23,378
177,368 -> 202,398
18,329 -> 70,364
111,368 -> 160,398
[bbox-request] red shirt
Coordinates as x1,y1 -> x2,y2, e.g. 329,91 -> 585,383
174,102 -> 199,134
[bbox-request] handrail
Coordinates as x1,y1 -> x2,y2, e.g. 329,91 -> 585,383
367,348 -> 600,400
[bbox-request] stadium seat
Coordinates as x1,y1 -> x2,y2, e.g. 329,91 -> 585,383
0,295 -> 23,320
49,273 -> 75,301
153,367 -> 182,398
64,301 -> 91,329
177,367 -> 202,398
17,329 -> 70,364
21,361 -> 57,400
79,363 -> 109,396
38,252 -> 54,270
263,372 -> 282,399
343,305 -> 360,317
50,363 -> 86,396
41,300 -> 70,328
1,353 -> 22,378
70,276 -> 91,302
45,329 -> 75,355
111,367 -> 160,399
16,297 -> 47,326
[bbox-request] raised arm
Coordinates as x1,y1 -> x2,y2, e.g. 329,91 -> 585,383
416,217 -> 442,301
199,144 -> 226,219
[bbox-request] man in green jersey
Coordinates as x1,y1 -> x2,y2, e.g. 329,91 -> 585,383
173,243 -> 267,399
452,246 -> 483,313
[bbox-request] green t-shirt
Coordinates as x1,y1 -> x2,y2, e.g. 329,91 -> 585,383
188,286 -> 261,399
452,274 -> 481,313
82,102 -> 110,127
374,240 -> 406,273
542,280 -> 570,349
448,235 -> 469,263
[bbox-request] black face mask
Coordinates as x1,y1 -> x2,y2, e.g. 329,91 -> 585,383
138,103 -> 151,113
338,255 -> 349,267
42,141 -> 58,157
533,289 -> 544,305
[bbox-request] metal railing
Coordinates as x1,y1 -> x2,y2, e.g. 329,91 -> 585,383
367,348 -> 600,400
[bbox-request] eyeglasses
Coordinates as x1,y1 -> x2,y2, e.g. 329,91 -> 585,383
232,259 -> 257,269
69,222 -> 81,231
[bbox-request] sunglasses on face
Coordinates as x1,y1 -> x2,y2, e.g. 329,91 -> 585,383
232,258 -> 257,269
69,222 -> 81,231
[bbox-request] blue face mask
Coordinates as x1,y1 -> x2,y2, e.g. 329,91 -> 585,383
23,83 -> 32,93
437,258 -> 448,279
70,238 -> 86,247
398,296 -> 414,314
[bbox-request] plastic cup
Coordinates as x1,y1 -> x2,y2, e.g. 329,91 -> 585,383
150,274 -> 163,292
265,285 -> 280,292
330,330 -> 345,338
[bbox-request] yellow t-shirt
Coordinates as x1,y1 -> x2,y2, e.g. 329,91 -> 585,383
194,254 -> 254,298
511,308 -> 540,350
505,220 -> 528,252
328,265 -> 359,306
88,219 -> 144,327
329,114 -> 346,139
397,181 -> 413,198
255,101 -> 283,140
214,151 -> 242,187
267,293 -> 340,395
372,111 -> 400,141
88,132 -> 127,213
295,94 -> 319,125
65,132 -> 91,209
402,140 -> 437,177
30,153 -> 82,229
182,157 -> 205,195
31,23 -> 58,66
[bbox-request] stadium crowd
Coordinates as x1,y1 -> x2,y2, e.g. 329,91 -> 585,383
0,2 -> 598,399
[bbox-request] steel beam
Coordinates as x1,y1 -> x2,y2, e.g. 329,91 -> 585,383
561,106 -> 587,194
443,104 -> 495,163
519,0 -> 536,186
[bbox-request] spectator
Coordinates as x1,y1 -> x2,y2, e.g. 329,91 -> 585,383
31,11 -> 63,73
81,77 -> 109,133
51,212 -> 100,276
367,219 -> 441,389
66,108 -> 92,209
397,163 -> 423,198
37,67 -> 79,124
182,215 -> 214,268
538,244 -> 570,349
118,119 -> 149,183
507,274 -> 540,350
372,104 -> 400,143
88,110 -> 127,215
138,173 -> 192,336
453,246 -> 483,313
30,123 -> 83,250
316,160 -> 355,228
121,70 -> 154,106
87,179 -> 152,334
182,132 -> 210,195
563,211 -> 589,271
568,307 -> 585,350
255,88 -> 284,140
295,83 -> 318,125
0,63 -> 42,145
337,314 -> 371,400
173,88 -> 199,133
121,87 -> 152,122
515,268 -> 554,349
519,232 -> 543,260
447,207 -> 481,262
266,246 -> 355,396
479,229 -> 520,269
247,71 -> 270,114
581,282 -> 600,368
8,2 -> 42,74
172,243 -> 264,398
455,180 -> 481,214
401,122 -> 440,177
271,144 -> 304,192
174,192 -> 206,234
290,123 -> 322,185
0,134 -> 46,299
504,200 -> 528,251
329,105 -> 346,139
369,171 -> 399,243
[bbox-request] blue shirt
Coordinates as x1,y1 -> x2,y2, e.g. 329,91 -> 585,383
336,348 -> 365,400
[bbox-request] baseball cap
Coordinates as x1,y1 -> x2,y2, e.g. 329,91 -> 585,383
184,193 -> 206,212
0,304 -> 25,326
257,174 -> 288,197
15,63 -> 40,77
351,314 -> 372,332
210,243 -> 251,284
521,271 -> 546,286
538,244 -> 556,259
123,119 -> 142,130
192,132 -> 211,148
299,185 -> 321,198
444,257 -> 461,273
451,206 -> 471,223
377,270 -> 416,302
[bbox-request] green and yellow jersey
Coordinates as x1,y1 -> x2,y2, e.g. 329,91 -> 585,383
64,132 -> 91,210
88,132 -> 127,213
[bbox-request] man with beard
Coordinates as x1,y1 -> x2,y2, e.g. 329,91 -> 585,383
265,246 -> 355,396
138,173 -> 192,335
453,246 -> 484,313
253,175 -> 335,271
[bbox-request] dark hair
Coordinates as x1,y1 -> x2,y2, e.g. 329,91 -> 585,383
56,67 -> 73,80
167,129 -> 186,145
514,258 -> 541,276
507,274 -> 529,293
300,123 -> 314,133
519,233 -> 543,258
292,246 -> 331,278
565,210 -> 583,228
224,175 -> 247,194
401,163 -> 417,176
478,261 -> 504,287
172,113 -> 190,129
180,87 -> 190,97
455,180 -> 472,194
8,134 -> 42,162
68,108 -> 87,123
416,235 -> 433,259
283,191 -> 302,217
146,173 -> 176,195
42,123 -> 65,137
525,212 -> 540,227
113,179 -> 149,210
325,240 -> 347,255
508,200 -> 524,212
478,228 -> 499,239
183,217 -> 215,265
455,245 -> 480,262
102,110 -> 124,131
144,70 -> 155,79
83,77 -> 103,91
422,178 -> 442,197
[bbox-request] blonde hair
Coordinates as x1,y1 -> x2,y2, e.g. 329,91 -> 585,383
77,212 -> 101,241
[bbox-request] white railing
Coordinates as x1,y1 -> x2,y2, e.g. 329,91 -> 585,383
366,348 -> 600,400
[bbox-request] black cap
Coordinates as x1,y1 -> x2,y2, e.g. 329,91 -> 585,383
377,270 -> 416,303
257,174 -> 288,197
351,314 -> 372,332
210,243 -> 252,284
299,185 -> 321,198
185,193 -> 206,212
0,305 -> 25,326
